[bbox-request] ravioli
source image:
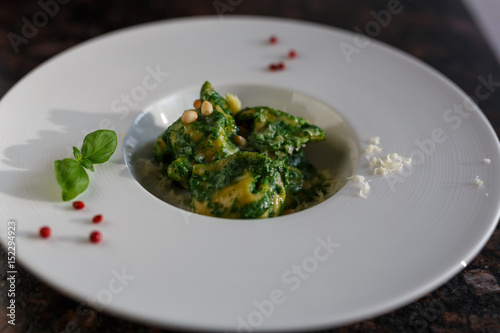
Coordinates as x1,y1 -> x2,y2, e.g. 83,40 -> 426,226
190,152 -> 286,218
235,106 -> 325,154
153,81 -> 330,219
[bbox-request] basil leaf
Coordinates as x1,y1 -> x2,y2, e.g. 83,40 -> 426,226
54,158 -> 89,201
79,158 -> 94,172
73,146 -> 82,161
80,130 -> 118,164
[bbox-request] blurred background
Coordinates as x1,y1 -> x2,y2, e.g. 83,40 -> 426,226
0,0 -> 499,332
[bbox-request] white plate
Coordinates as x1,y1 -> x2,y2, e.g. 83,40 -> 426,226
1,17 -> 499,332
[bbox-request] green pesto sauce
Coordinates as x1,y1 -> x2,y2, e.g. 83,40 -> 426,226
156,100 -> 239,189
190,151 -> 285,218
200,81 -> 233,116
167,157 -> 192,189
235,106 -> 325,153
153,81 -> 330,219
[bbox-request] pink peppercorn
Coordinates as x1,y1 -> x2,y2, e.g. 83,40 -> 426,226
39,226 -> 51,238
89,231 -> 102,243
92,214 -> 103,223
72,201 -> 85,210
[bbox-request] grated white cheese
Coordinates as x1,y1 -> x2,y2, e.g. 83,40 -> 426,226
359,189 -> 369,199
351,136 -> 412,198
347,175 -> 370,198
368,156 -> 378,167
483,158 -> 491,165
474,175 -> 483,186
348,175 -> 366,182
374,167 -> 388,175
365,144 -> 382,154
369,136 -> 381,145
368,153 -> 411,175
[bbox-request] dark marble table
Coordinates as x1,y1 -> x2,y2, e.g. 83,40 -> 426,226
0,0 -> 499,332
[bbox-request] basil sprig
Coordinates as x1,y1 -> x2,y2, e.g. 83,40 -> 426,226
54,129 -> 118,201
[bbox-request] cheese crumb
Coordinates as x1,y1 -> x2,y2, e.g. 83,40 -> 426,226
368,157 -> 378,167
365,144 -> 382,154
347,175 -> 370,198
369,136 -> 380,145
351,136 -> 412,198
483,158 -> 491,165
348,175 -> 366,182
474,176 -> 483,186
368,153 -> 411,175
374,167 -> 388,175
402,157 -> 412,165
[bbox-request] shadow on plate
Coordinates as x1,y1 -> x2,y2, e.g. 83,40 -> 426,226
0,108 -> 141,202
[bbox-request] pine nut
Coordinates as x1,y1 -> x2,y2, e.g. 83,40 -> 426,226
201,101 -> 213,116
234,135 -> 247,147
193,99 -> 202,109
181,110 -> 198,124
